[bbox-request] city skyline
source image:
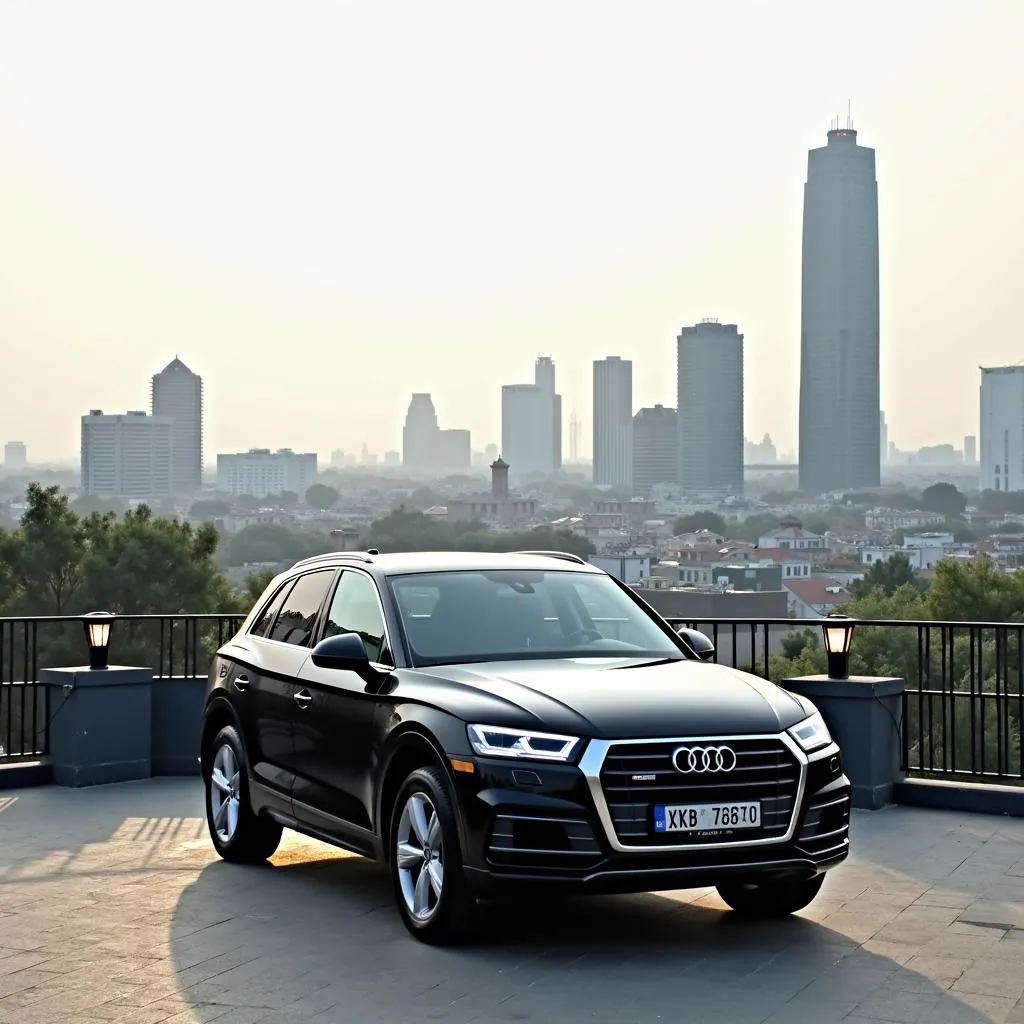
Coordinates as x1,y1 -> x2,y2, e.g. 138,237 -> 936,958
1,4 -> 1022,462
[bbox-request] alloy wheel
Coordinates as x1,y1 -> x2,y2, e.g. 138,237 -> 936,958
209,743 -> 241,844
395,792 -> 444,921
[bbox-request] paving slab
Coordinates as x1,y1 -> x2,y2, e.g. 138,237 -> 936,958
0,780 -> 1022,1022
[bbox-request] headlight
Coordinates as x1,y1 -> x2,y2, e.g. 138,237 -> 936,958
787,710 -> 832,753
467,724 -> 581,762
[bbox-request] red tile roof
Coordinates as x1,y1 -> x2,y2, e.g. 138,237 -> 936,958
783,577 -> 852,607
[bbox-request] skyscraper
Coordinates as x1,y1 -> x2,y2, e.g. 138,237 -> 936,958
151,357 -> 203,494
632,405 -> 678,492
798,119 -> 880,494
501,384 -> 551,476
81,410 -> 173,500
677,320 -> 744,495
534,356 -> 562,471
592,356 -> 632,486
980,365 -> 1024,492
402,394 -> 441,471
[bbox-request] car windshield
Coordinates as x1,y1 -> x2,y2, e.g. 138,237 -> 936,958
387,569 -> 683,667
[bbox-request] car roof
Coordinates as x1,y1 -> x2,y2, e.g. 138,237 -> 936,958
287,549 -> 601,576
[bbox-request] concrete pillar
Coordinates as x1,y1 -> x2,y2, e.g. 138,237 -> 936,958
40,666 -> 153,787
784,675 -> 904,810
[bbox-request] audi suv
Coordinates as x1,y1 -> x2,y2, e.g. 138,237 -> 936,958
200,550 -> 851,943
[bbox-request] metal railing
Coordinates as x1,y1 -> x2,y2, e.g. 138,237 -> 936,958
0,613 -> 243,763
663,616 -> 1024,785
2,611 -> 1023,787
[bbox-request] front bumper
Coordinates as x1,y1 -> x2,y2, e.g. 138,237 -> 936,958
452,734 -> 851,895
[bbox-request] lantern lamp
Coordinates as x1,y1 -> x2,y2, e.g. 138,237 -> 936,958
82,611 -> 115,670
821,612 -> 855,680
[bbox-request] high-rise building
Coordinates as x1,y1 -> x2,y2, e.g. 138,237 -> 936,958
3,441 -> 27,470
964,435 -> 977,465
151,357 -> 203,494
980,366 -> 1024,492
501,384 -> 552,476
593,356 -> 632,487
677,320 -> 744,495
402,394 -> 441,471
632,405 -> 678,492
216,448 -> 318,498
81,410 -> 173,500
438,429 -> 471,472
798,119 -> 880,494
880,411 -> 889,467
534,356 -> 562,471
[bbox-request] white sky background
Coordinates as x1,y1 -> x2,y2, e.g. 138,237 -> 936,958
0,0 -> 1022,463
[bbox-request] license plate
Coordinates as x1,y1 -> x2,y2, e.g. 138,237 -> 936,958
654,802 -> 761,833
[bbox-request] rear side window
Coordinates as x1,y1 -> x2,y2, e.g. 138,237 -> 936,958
269,570 -> 336,647
249,582 -> 293,638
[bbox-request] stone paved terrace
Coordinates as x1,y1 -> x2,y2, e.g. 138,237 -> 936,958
1,780 -> 1023,1024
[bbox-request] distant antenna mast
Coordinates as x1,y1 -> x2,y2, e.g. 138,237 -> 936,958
847,99 -> 853,130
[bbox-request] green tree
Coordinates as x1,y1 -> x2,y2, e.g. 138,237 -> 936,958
849,552 -> 923,598
671,512 -> 728,536
920,482 -> 967,519
359,508 -> 596,559
926,558 -> 1024,623
223,524 -> 329,567
305,484 -> 340,510
72,494 -> 126,517
0,484 -> 99,615
732,513 -> 782,543
189,498 -> 233,520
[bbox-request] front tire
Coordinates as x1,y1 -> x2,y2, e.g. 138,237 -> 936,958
716,873 -> 825,918
389,766 -> 478,944
204,725 -> 283,864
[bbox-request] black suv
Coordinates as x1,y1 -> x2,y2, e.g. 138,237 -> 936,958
201,550 -> 850,943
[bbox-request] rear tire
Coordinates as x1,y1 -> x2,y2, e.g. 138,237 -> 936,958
204,725 -> 283,864
389,766 -> 479,944
716,873 -> 825,918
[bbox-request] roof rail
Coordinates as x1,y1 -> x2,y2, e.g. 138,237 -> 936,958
290,551 -> 375,569
510,550 -> 588,565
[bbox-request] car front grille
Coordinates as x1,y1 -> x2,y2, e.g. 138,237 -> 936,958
598,737 -> 802,847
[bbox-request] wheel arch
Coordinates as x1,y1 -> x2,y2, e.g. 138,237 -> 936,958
375,725 -> 464,862
200,695 -> 243,775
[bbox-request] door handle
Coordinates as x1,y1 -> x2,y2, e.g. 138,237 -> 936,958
294,689 -> 313,709
234,674 -> 250,692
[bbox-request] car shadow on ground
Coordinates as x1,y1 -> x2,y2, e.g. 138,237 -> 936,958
169,849 -> 997,1024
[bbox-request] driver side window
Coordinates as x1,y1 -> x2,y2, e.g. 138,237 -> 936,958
323,570 -> 389,664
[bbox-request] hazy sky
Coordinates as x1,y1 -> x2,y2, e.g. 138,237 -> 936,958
1,1 -> 1022,464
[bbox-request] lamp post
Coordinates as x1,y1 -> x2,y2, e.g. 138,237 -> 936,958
821,612 -> 855,680
82,611 -> 115,670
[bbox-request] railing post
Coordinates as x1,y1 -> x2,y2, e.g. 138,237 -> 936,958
784,674 -> 905,810
40,665 -> 153,787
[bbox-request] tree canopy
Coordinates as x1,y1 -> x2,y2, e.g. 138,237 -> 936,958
305,484 -> 340,510
920,482 -> 967,519
671,512 -> 728,537
0,484 -> 237,617
360,508 -> 596,558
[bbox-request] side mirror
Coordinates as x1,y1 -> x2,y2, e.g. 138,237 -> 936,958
677,627 -> 716,662
311,632 -> 373,673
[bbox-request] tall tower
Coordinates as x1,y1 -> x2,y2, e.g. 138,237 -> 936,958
402,394 -> 440,471
677,319 -> 744,495
980,366 -> 1024,492
592,356 -> 633,486
151,357 -> 203,494
534,356 -> 561,471
798,117 -> 880,494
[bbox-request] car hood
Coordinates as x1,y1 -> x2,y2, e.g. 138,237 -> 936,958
399,657 -> 810,739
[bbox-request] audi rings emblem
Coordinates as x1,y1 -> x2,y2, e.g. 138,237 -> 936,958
672,744 -> 737,774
